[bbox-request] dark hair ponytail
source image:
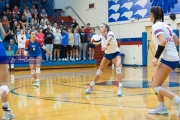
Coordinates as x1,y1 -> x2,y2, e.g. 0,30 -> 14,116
151,6 -> 164,24
102,23 -> 111,32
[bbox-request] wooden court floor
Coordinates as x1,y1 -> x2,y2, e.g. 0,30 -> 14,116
2,66 -> 180,120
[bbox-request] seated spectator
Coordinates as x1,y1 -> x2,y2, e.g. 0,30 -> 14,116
60,19 -> 66,28
3,4 -> 11,15
5,46 -> 14,71
32,9 -> 39,19
33,19 -> 39,29
24,23 -> 30,33
32,0 -> 39,9
16,29 -> 26,56
30,4 -> 37,15
24,7 -> 32,24
40,9 -> 47,18
31,25 -> 38,34
12,6 -> 20,14
71,19 -> 78,29
40,16 -> 49,26
10,13 -> 19,30
8,39 -> 18,55
25,29 -> 30,39
20,15 -> 27,26
4,10 -> 12,23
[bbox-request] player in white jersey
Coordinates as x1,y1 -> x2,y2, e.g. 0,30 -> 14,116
85,23 -> 123,96
148,6 -> 180,117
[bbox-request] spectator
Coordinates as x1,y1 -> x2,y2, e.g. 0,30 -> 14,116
12,6 -> 20,14
16,29 -> 26,56
33,19 -> 39,29
37,28 -> 45,60
25,29 -> 30,39
52,22 -> 60,33
31,25 -> 38,34
44,28 -> 54,61
67,28 -> 74,60
53,27 -> 62,61
79,26 -> 87,60
61,28 -> 68,61
84,23 -> 91,38
32,0 -> 39,9
22,0 -> 28,8
40,9 -> 47,18
88,28 -> 96,60
32,9 -> 39,19
20,15 -> 27,26
3,4 -> 11,15
41,0 -> 47,10
8,39 -> 18,55
60,19 -> 66,28
73,28 -> 80,60
14,24 -> 21,41
30,4 -> 37,15
40,16 -> 49,26
24,7 -> 32,24
10,13 -> 18,30
5,46 -> 14,71
71,19 -> 78,29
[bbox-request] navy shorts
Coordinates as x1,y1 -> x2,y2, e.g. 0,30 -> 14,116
160,59 -> 179,70
29,53 -> 42,64
88,44 -> 95,48
104,51 -> 121,60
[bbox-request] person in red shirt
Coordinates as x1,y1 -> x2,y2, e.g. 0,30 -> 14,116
84,23 -> 91,38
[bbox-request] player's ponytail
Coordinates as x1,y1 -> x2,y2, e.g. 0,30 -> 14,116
151,6 -> 164,24
102,23 -> 111,32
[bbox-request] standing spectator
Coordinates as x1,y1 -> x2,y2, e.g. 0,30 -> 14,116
44,28 -> 54,61
52,22 -> 60,33
5,46 -> 14,71
67,28 -> 74,60
53,27 -> 62,61
41,0 -> 47,10
61,28 -> 68,61
79,26 -> 87,60
8,39 -> 18,55
84,23 -> 91,38
71,19 -> 78,29
16,29 -> 26,56
24,7 -> 32,24
73,28 -> 80,60
88,28 -> 96,60
37,28 -> 45,60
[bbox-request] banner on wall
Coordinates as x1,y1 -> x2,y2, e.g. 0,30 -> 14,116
108,0 -> 180,23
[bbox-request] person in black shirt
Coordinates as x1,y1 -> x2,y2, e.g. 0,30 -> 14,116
44,28 -> 54,61
71,19 -> 78,29
79,26 -> 87,60
3,4 -> 11,15
10,13 -> 19,30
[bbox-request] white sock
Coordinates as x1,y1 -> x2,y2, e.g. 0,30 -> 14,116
2,102 -> 9,107
36,79 -> 40,82
90,81 -> 95,86
158,102 -> 165,107
119,83 -> 122,87
173,95 -> 180,104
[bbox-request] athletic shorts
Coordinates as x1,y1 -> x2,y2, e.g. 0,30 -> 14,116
67,45 -> 73,51
29,53 -> 42,64
73,45 -> 79,50
53,44 -> 61,49
88,44 -> 95,48
160,59 -> 179,70
104,51 -> 121,60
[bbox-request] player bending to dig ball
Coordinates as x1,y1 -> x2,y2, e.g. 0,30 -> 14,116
85,23 -> 123,96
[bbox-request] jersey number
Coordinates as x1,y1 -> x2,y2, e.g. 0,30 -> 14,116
166,27 -> 172,36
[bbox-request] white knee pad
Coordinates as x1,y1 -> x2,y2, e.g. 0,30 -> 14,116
0,85 -> 9,95
96,69 -> 103,76
36,68 -> 41,73
154,86 -> 161,95
116,67 -> 122,74
31,70 -> 36,75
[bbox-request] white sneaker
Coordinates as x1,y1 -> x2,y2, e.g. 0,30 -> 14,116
62,58 -> 65,61
76,58 -> 78,61
148,106 -> 168,115
84,58 -> 86,60
33,81 -> 40,87
58,58 -> 61,61
85,85 -> 94,94
117,87 -> 122,96
65,58 -> 67,61
2,109 -> 15,120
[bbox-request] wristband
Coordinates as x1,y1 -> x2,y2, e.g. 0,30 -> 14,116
155,45 -> 165,59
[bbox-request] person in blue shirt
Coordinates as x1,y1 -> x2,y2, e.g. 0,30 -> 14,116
88,28 -> 96,60
61,28 -> 68,61
5,45 -> 14,72
8,39 -> 18,55
0,22 -> 15,119
25,31 -> 50,87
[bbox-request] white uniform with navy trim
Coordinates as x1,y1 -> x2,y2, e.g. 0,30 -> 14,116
100,31 -> 120,54
152,22 -> 179,61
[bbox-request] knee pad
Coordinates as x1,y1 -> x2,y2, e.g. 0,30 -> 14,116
96,69 -> 103,76
116,67 -> 122,74
0,85 -> 9,95
154,86 -> 161,95
36,68 -> 41,73
31,70 -> 36,75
